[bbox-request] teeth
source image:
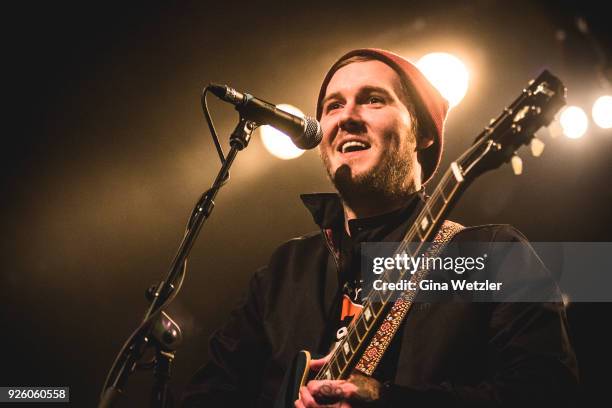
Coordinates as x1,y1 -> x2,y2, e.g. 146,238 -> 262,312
341,141 -> 368,153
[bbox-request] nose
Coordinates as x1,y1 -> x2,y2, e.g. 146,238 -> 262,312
338,101 -> 366,134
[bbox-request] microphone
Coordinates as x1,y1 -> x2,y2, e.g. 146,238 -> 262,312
209,83 -> 323,149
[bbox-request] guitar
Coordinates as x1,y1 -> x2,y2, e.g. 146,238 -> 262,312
274,69 -> 567,408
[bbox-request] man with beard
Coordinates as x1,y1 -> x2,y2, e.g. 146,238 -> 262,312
182,49 -> 578,407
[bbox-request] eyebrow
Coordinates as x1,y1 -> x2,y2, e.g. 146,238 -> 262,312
321,86 -> 394,106
321,91 -> 342,107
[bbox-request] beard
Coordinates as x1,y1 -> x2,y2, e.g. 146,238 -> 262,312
320,143 -> 417,206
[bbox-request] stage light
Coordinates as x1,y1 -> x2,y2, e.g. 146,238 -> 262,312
259,104 -> 306,160
592,95 -> 612,129
416,52 -> 469,108
559,106 -> 588,139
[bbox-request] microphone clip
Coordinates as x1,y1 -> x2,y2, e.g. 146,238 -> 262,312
230,116 -> 257,150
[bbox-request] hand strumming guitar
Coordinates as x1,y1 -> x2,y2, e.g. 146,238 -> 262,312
294,355 -> 384,408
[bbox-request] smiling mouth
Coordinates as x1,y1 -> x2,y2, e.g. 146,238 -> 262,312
339,140 -> 371,154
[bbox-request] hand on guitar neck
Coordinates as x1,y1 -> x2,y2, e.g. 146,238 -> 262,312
294,355 -> 384,408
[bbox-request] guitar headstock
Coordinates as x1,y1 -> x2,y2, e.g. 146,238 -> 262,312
458,70 -> 566,180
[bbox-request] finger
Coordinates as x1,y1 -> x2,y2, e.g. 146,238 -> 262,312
299,385 -> 318,408
306,380 -> 330,395
307,380 -> 346,404
307,379 -> 352,395
341,380 -> 359,399
309,353 -> 332,372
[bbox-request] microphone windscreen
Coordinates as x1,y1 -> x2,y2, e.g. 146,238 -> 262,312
296,117 -> 323,150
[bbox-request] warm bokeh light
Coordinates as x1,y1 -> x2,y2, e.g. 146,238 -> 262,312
592,95 -> 612,129
416,52 -> 469,108
259,104 -> 306,160
560,106 -> 588,139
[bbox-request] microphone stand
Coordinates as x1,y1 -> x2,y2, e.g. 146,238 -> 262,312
99,117 -> 256,408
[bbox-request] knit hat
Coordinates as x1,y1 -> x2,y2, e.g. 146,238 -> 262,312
316,48 -> 449,185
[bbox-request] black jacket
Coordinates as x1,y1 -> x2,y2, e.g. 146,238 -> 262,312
182,193 -> 578,407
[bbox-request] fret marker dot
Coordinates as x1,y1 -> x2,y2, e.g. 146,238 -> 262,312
420,216 -> 430,231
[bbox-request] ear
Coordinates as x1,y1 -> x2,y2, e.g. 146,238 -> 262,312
416,132 -> 434,150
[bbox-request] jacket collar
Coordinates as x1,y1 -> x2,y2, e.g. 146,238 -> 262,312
300,191 -> 424,230
300,193 -> 345,229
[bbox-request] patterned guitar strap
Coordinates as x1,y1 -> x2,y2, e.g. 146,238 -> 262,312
354,220 -> 465,376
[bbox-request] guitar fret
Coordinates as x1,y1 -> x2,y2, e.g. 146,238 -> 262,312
382,287 -> 393,303
370,290 -> 384,305
348,331 -> 359,351
337,347 -> 348,367
441,176 -> 456,204
363,314 -> 373,330
428,193 -> 445,223
419,214 -> 431,234
357,317 -> 368,338
342,340 -> 350,355
370,301 -> 383,315
363,306 -> 373,322
383,265 -> 401,286
416,227 -> 426,242
438,176 -> 449,203
402,245 -> 415,258
426,204 -> 435,222
331,359 -> 341,378
354,320 -> 364,341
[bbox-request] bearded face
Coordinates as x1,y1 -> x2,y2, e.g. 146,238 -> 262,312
318,60 -> 424,204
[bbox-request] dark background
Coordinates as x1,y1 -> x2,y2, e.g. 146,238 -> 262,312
2,1 -> 611,406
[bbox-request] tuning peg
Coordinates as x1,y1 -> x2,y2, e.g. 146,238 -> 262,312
511,155 -> 523,175
530,138 -> 545,157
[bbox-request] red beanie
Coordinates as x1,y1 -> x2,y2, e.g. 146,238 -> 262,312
316,48 -> 449,185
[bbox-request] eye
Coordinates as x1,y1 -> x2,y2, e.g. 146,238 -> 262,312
368,96 -> 384,104
325,101 -> 343,112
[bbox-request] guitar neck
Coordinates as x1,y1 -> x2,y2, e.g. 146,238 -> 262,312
315,161 -> 471,381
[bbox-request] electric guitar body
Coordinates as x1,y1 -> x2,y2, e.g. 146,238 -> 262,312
273,350 -> 311,408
